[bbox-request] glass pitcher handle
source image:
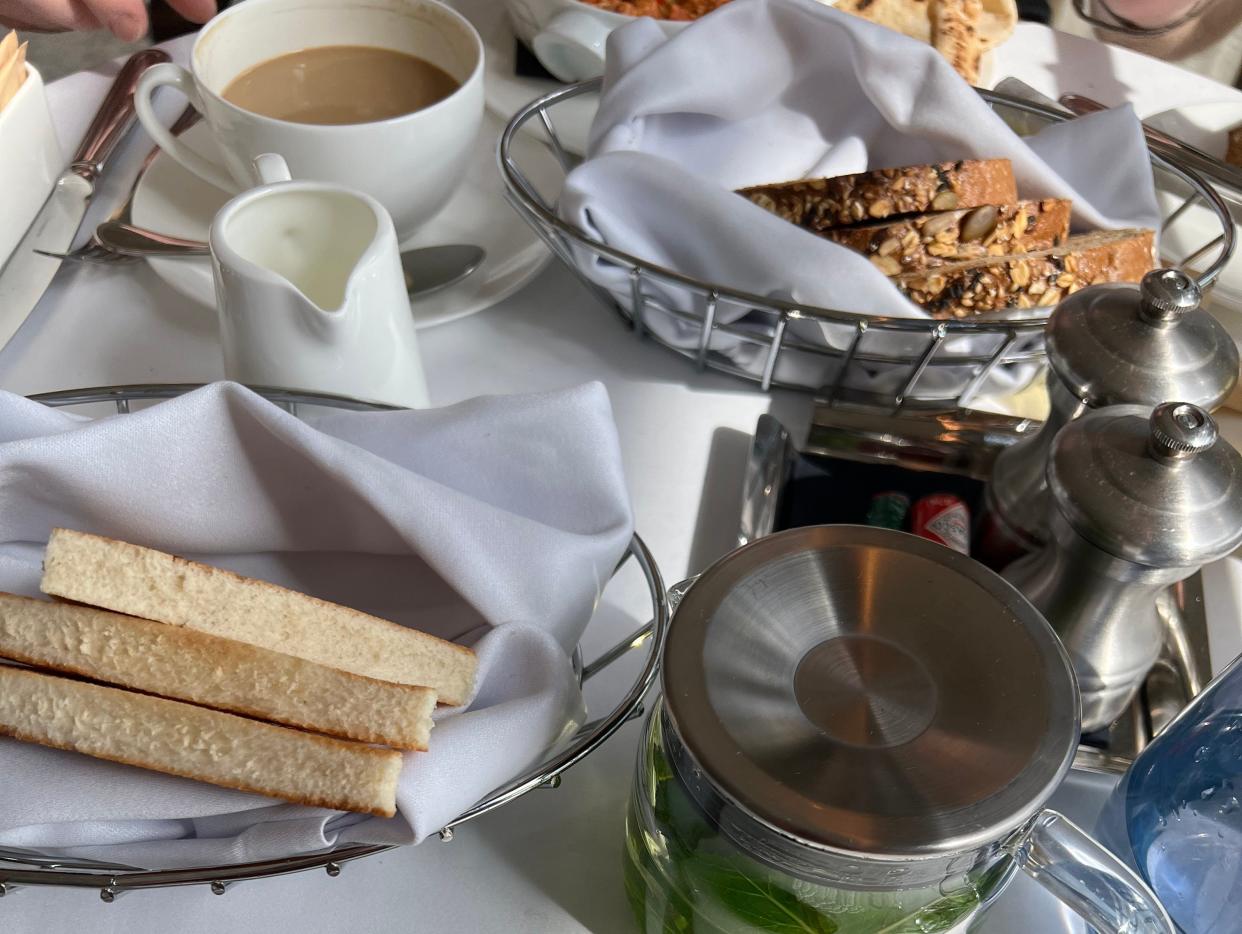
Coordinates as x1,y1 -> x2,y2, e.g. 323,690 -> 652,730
1009,809 -> 1174,933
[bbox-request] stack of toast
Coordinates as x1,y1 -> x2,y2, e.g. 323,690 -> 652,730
738,157 -> 1155,319
0,528 -> 478,817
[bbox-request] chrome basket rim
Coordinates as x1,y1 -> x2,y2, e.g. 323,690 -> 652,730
0,384 -> 670,897
499,78 -> 1233,335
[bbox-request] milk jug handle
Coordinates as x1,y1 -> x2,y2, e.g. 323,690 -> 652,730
1009,809 -> 1174,933
252,153 -> 292,186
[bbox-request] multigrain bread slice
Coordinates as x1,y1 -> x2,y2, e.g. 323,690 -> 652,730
825,199 -> 1071,274
41,529 -> 477,707
737,158 -> 1017,230
895,227 -> 1155,318
930,0 -> 985,85
0,664 -> 402,816
0,593 -> 435,750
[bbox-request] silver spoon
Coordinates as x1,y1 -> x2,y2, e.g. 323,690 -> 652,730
87,221 -> 486,298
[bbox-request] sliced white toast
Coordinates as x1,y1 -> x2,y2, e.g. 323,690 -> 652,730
0,664 -> 402,816
0,593 -> 435,750
41,529 -> 478,706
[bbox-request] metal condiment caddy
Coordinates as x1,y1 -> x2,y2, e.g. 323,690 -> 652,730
737,403 -> 1215,769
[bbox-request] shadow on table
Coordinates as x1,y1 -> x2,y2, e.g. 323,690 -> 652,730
490,268 -> 777,395
474,738 -> 639,934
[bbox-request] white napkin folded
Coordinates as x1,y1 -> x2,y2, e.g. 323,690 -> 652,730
559,0 -> 1160,397
0,382 -> 633,868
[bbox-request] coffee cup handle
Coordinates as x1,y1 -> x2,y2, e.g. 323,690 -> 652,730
252,153 -> 292,186
531,10 -> 611,83
134,62 -> 238,193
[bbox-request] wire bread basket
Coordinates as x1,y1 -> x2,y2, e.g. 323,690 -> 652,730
499,81 -> 1236,412
0,385 -> 669,900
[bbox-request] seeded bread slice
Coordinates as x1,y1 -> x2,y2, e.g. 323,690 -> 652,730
41,528 -> 477,707
737,158 -> 1017,230
826,199 -> 1071,275
895,228 -> 1156,319
0,664 -> 402,816
0,593 -> 436,750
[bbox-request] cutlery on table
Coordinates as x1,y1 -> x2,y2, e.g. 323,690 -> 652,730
0,49 -> 170,352
51,222 -> 487,299
1059,92 -> 1242,197
41,106 -> 202,267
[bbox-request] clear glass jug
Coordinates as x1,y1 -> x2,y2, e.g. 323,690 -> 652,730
1098,652 -> 1242,933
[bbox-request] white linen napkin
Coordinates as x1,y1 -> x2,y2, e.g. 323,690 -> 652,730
0,381 -> 633,868
559,0 -> 1160,398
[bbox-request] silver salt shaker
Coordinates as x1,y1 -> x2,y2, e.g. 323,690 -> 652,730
985,269 -> 1237,554
1004,402 -> 1242,733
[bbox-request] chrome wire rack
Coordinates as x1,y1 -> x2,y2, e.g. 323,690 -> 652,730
0,384 -> 669,899
499,80 -> 1236,411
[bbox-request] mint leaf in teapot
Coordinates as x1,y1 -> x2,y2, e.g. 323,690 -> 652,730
687,855 -> 839,933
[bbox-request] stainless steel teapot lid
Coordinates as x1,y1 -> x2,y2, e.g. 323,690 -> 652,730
1050,402 -> 1242,567
1046,269 -> 1238,409
661,526 -> 1078,859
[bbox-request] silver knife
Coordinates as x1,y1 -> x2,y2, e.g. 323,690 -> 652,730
0,49 -> 170,352
1060,92 -> 1242,197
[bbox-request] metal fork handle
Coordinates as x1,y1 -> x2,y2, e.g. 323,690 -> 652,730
93,221 -> 209,257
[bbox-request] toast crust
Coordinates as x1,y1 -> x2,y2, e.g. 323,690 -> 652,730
41,528 -> 478,706
0,665 -> 401,817
0,592 -> 434,750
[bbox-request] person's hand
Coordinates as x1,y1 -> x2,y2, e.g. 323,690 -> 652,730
0,0 -> 217,41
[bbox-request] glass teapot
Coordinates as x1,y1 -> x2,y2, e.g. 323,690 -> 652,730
625,526 -> 1174,933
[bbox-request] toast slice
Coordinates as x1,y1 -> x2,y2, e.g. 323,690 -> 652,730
0,593 -> 435,750
737,158 -> 1017,230
895,227 -> 1156,318
0,664 -> 402,816
40,529 -> 477,707
826,199 -> 1071,274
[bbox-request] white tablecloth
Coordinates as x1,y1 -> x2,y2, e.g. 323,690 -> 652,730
1,23 -> 1241,934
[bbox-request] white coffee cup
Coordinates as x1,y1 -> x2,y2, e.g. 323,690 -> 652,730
135,0 -> 484,241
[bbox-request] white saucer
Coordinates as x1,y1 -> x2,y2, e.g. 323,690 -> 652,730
449,0 -> 597,155
131,110 -> 563,328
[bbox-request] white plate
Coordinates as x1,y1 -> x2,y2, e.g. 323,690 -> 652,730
131,110 -> 562,328
450,0 -> 596,154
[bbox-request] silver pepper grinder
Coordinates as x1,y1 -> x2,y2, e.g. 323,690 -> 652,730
985,269 -> 1238,556
1004,402 -> 1242,733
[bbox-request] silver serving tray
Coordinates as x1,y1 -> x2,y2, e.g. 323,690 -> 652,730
737,404 -> 1211,771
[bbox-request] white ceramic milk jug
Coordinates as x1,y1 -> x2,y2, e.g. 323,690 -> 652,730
209,153 -> 429,409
